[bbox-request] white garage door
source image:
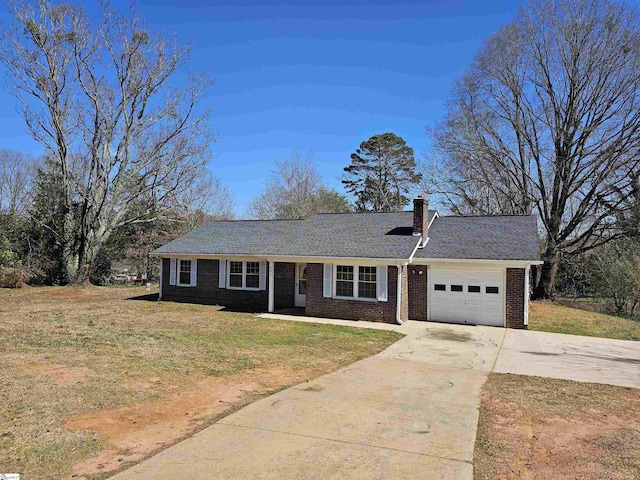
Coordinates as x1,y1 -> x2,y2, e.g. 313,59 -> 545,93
430,268 -> 504,327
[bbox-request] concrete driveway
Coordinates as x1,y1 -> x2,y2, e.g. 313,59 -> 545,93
110,319 -> 640,480
494,329 -> 640,388
111,321 -> 505,480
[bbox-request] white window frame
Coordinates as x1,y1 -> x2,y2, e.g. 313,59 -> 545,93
177,259 -> 194,287
227,260 -> 261,291
333,264 -> 378,302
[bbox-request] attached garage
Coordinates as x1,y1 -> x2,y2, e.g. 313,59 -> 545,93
429,268 -> 505,327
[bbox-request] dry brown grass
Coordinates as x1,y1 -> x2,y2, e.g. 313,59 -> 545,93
529,301 -> 640,341
474,374 -> 640,480
0,286 -> 402,480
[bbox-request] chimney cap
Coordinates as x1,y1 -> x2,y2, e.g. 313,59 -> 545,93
416,195 -> 424,200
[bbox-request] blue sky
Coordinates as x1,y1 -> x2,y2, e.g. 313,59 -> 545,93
0,0 -> 521,217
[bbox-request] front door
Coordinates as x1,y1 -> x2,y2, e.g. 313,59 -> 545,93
295,263 -> 307,307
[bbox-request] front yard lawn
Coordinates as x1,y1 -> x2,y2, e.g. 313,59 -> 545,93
529,301 -> 640,341
0,286 -> 402,480
475,374 -> 640,480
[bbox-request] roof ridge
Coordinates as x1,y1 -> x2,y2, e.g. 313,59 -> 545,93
439,214 -> 535,218
203,218 -> 305,223
308,210 -> 440,217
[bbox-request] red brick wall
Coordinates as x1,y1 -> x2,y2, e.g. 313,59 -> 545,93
407,265 -> 428,320
413,197 -> 428,238
161,258 -> 268,311
305,263 -> 399,323
506,268 -> 526,329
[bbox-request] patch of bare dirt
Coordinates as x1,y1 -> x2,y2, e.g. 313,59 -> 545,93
476,390 -> 640,480
23,363 -> 91,385
63,364 -> 311,479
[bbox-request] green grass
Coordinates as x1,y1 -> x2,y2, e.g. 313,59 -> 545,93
0,286 -> 402,479
529,301 -> 640,340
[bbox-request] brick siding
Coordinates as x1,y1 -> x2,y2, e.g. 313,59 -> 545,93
407,265 -> 428,320
274,262 -> 295,310
506,268 -> 527,329
413,197 -> 428,237
305,263 -> 399,323
162,259 -> 295,312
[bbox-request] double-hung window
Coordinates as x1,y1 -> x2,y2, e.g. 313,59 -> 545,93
178,260 -> 192,286
227,261 -> 261,290
335,265 -> 377,300
229,261 -> 243,288
358,266 -> 377,299
245,262 -> 260,289
335,266 -> 354,297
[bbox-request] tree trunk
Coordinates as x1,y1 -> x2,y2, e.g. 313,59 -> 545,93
532,247 -> 560,300
60,186 -> 78,284
72,239 -> 99,285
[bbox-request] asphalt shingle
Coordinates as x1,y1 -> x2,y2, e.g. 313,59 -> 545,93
415,215 -> 540,261
152,211 -> 540,262
152,212 -> 423,259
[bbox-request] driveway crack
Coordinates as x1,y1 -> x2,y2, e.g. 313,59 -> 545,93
215,421 -> 472,465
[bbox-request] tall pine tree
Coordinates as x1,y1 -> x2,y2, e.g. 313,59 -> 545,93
343,133 -> 421,211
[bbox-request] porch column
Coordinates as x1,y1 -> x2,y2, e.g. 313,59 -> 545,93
268,260 -> 275,312
396,263 -> 404,324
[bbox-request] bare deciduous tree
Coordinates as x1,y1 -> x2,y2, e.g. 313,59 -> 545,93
0,0 -> 212,283
175,172 -> 236,229
249,152 -> 351,219
424,0 -> 640,298
0,149 -> 39,217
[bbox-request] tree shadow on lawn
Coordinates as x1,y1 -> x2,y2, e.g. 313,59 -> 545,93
126,293 -> 160,302
125,293 -> 265,314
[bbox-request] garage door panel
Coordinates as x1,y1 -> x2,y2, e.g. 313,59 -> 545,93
430,268 -> 504,327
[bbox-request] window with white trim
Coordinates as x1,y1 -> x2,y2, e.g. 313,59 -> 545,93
227,261 -> 262,290
229,261 -> 243,288
246,261 -> 260,289
358,266 -> 377,299
334,265 -> 378,300
335,265 -> 354,297
178,260 -> 192,286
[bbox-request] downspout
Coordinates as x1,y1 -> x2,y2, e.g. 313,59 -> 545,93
158,258 -> 163,301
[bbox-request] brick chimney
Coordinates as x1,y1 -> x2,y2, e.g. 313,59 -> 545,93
413,196 -> 429,245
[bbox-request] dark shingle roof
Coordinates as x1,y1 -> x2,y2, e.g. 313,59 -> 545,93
414,215 -> 540,261
152,211 -> 540,262
152,211 -> 430,259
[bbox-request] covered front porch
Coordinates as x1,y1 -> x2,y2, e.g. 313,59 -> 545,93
267,261 -> 308,313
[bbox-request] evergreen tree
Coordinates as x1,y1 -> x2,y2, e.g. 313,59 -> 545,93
343,133 -> 421,211
26,160 -> 77,285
